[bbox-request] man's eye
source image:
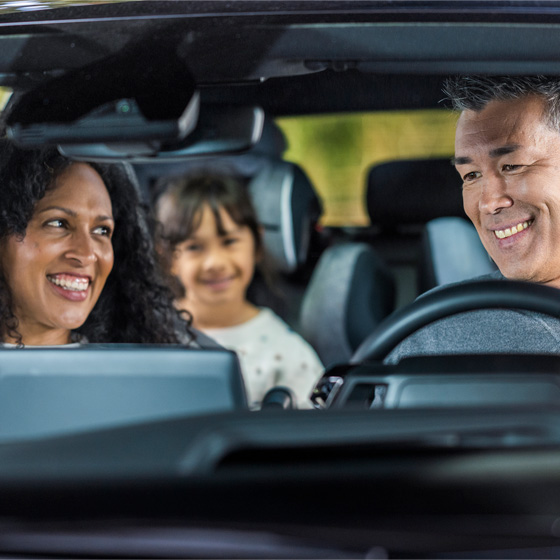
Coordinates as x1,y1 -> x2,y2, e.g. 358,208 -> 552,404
503,164 -> 522,172
463,171 -> 481,182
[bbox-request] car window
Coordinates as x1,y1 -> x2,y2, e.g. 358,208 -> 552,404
277,109 -> 456,226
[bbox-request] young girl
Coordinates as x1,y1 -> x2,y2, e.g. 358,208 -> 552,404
155,173 -> 323,409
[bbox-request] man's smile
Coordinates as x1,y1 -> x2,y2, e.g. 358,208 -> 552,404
493,219 -> 534,239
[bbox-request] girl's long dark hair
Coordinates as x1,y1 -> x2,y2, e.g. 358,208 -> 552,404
154,172 -> 277,303
0,140 -> 192,345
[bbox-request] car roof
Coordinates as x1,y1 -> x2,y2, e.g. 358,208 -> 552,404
1,1 -> 560,116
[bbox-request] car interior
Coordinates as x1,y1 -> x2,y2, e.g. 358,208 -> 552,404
0,345 -> 247,442
0,1 -> 560,558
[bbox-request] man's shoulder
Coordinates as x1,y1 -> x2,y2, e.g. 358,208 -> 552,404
385,274 -> 560,364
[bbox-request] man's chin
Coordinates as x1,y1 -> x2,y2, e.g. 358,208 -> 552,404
499,265 -> 542,284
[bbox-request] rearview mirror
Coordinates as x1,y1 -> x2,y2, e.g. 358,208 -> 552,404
57,104 -> 265,162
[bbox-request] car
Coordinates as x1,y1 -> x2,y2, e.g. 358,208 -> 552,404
1,1 -> 560,558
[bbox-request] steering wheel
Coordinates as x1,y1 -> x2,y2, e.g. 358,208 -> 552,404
350,280 -> 560,363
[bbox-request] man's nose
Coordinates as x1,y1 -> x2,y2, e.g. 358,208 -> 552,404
479,172 -> 514,215
65,230 -> 97,265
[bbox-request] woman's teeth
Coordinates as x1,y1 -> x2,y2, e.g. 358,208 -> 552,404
48,276 -> 89,292
494,219 -> 533,239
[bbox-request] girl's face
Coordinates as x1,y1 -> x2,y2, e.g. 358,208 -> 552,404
171,204 -> 257,315
0,163 -> 115,345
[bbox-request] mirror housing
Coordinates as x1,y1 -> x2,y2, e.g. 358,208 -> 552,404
57,104 -> 265,162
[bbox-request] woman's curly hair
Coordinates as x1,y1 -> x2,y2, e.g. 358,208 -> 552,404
0,140 -> 193,345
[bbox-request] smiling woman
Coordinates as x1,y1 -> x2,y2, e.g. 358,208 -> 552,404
0,140 -> 193,347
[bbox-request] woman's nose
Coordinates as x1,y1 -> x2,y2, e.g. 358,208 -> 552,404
479,173 -> 514,215
65,230 -> 97,265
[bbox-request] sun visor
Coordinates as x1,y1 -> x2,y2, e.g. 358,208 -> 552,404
5,38 -> 199,151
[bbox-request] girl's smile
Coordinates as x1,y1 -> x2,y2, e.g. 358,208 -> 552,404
172,203 -> 259,329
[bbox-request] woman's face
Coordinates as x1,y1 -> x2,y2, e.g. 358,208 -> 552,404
0,163 -> 115,345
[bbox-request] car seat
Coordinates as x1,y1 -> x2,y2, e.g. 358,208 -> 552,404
367,157 -> 465,227
299,243 -> 396,368
248,159 -> 321,275
246,139 -> 323,328
365,157 -> 467,305
421,216 -> 497,291
367,157 -> 498,296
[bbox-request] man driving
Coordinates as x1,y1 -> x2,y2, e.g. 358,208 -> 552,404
386,76 -> 560,364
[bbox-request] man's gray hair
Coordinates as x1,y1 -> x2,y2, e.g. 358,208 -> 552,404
443,76 -> 560,130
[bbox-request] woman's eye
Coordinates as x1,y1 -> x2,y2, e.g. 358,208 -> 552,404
184,243 -> 202,252
93,225 -> 112,237
44,219 -> 65,228
223,237 -> 239,246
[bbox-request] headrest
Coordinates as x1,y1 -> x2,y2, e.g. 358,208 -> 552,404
300,243 -> 395,367
249,161 -> 322,274
250,115 -> 287,157
367,158 -> 465,227
422,217 -> 497,289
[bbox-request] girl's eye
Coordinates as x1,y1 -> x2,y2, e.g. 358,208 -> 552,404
184,243 -> 202,252
223,237 -> 239,246
93,225 -> 113,238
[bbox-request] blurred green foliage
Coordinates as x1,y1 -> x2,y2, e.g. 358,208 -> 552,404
0,88 -> 11,110
277,109 -> 457,226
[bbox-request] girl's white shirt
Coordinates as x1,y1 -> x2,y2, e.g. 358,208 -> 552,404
203,307 -> 324,409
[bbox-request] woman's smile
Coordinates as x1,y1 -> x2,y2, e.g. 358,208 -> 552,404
47,273 -> 91,301
0,163 -> 114,345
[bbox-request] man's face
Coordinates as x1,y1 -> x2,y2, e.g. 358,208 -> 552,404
455,95 -> 560,288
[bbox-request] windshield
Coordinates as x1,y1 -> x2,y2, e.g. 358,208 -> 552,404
0,2 -> 559,558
